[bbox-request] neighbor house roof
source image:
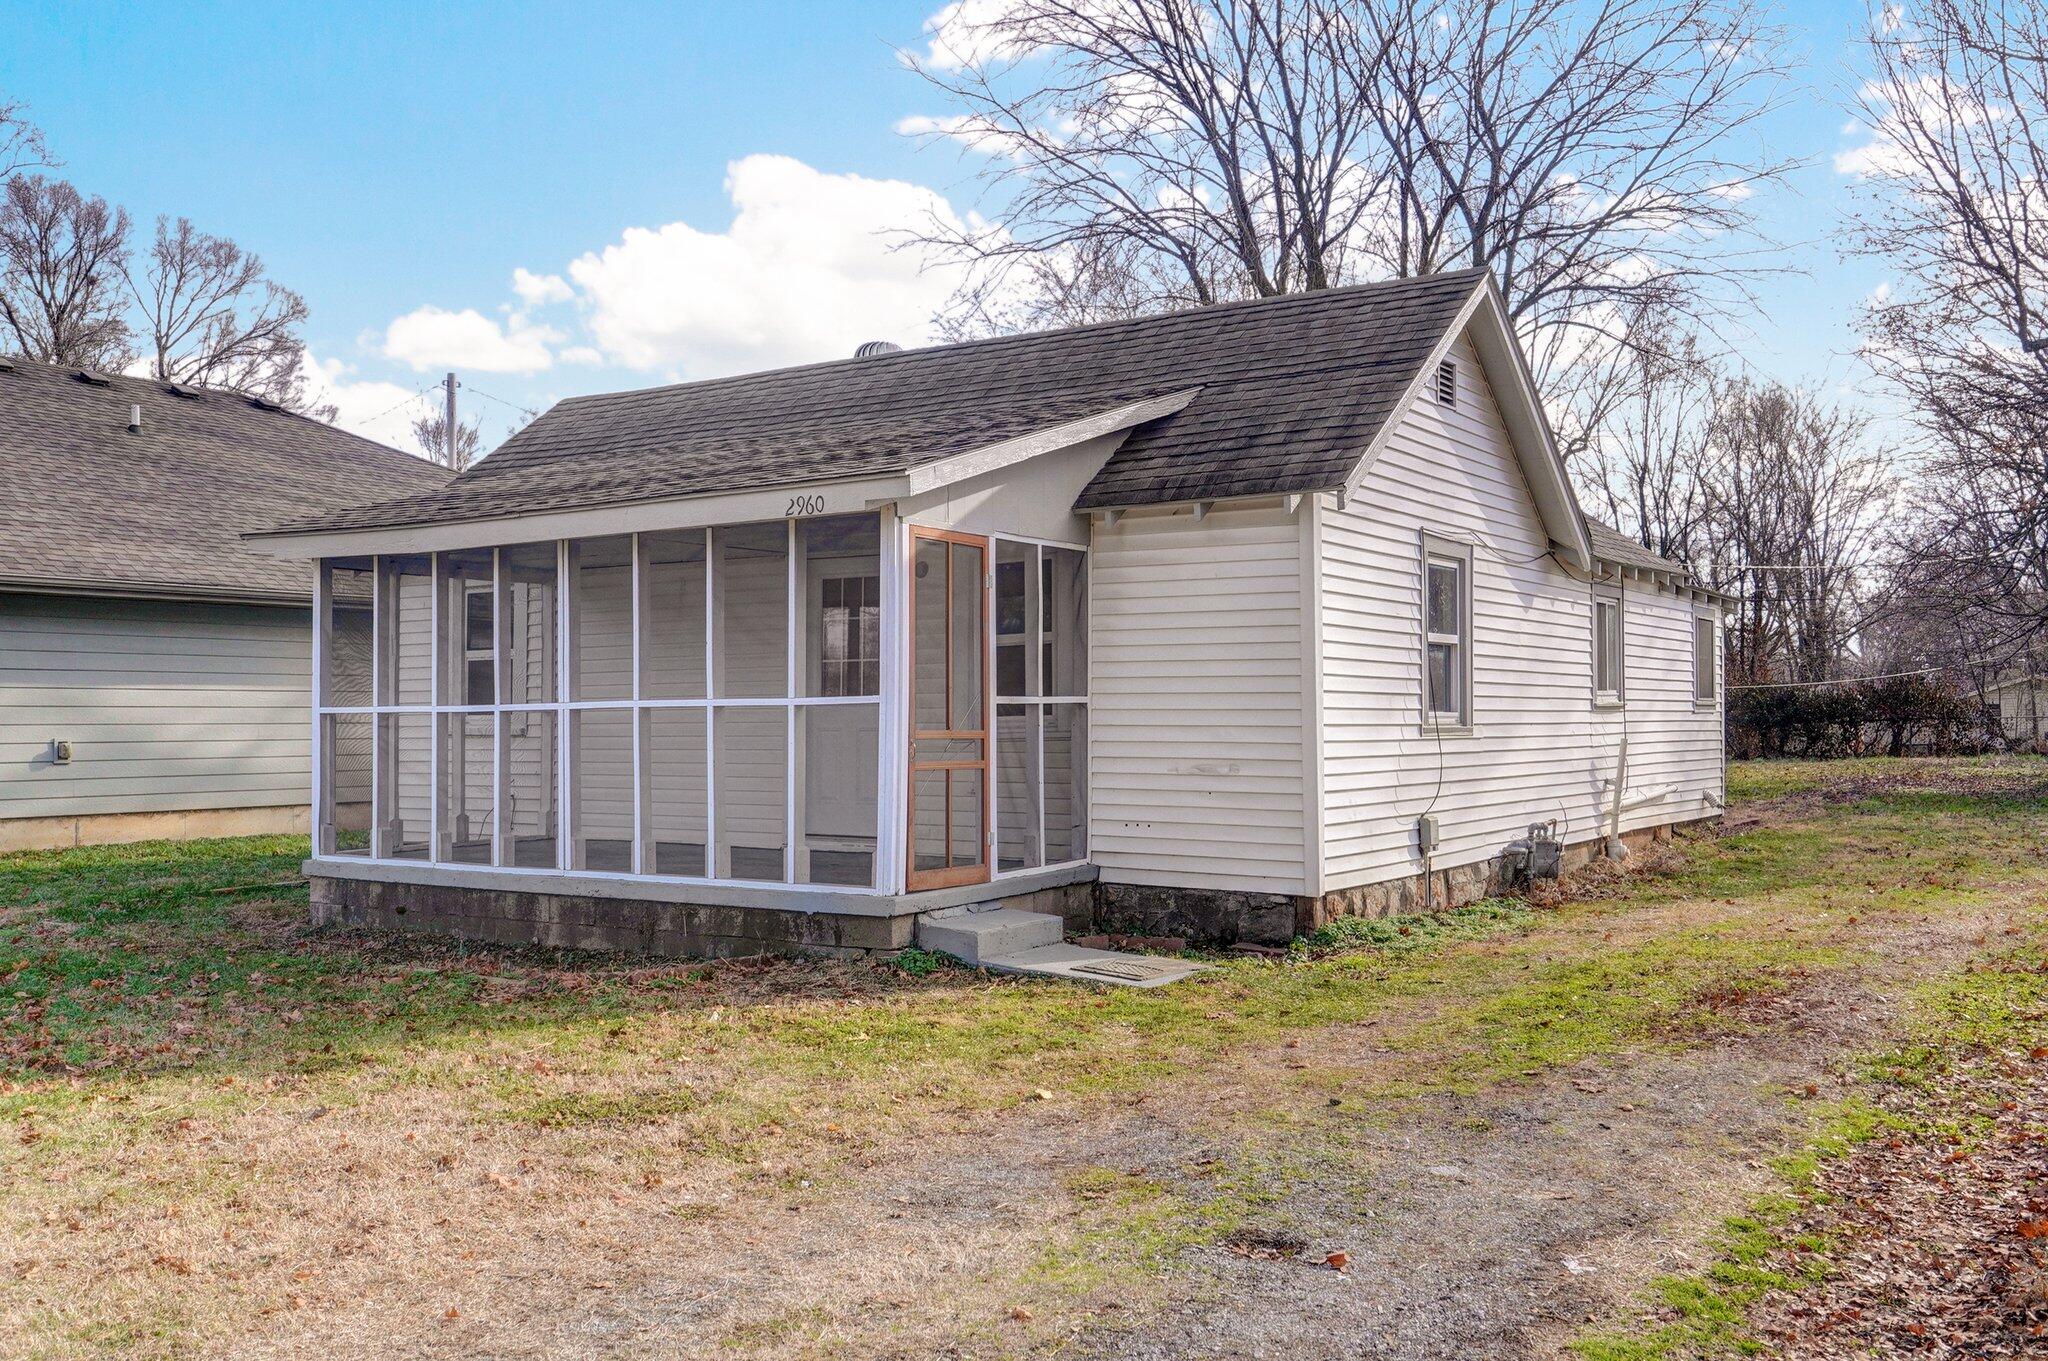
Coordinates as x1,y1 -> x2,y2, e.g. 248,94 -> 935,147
0,358 -> 452,603
257,268 -> 1495,539
1586,520 -> 1686,576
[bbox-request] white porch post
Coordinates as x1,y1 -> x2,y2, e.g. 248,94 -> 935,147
877,507 -> 908,893
490,546 -> 510,866
557,538 -> 575,870
311,560 -> 332,855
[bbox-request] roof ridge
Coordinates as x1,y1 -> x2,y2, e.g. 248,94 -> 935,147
541,268 -> 1491,414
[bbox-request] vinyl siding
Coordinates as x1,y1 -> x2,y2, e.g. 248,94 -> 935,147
1088,504 -> 1308,893
0,593 -> 319,820
1318,334 -> 1723,889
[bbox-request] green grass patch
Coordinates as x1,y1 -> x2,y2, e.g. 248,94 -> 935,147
1295,896 -> 1531,956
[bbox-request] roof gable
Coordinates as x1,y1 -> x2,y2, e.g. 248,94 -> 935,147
1336,281 -> 1592,571
0,360 -> 451,601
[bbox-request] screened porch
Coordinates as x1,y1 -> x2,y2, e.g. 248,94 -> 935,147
310,511 -> 1088,900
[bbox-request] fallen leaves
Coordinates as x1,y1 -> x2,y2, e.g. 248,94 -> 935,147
1747,1043 -> 2048,1357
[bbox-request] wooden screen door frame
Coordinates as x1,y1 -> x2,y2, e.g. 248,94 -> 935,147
905,526 -> 992,892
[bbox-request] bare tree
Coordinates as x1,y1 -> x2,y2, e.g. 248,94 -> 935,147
0,175 -> 132,369
0,98 -> 51,183
411,410 -> 483,471
909,0 -> 1791,395
1581,309 -> 1716,565
1698,380 -> 1888,683
128,215 -> 325,412
1845,1 -> 2048,655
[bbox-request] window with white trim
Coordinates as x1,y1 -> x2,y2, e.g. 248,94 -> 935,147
1593,588 -> 1624,703
1694,612 -> 1719,702
1421,537 -> 1470,727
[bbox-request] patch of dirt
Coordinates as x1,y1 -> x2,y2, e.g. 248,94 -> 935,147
1074,906 -> 2026,1361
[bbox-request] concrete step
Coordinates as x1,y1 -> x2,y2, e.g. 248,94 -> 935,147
915,905 -> 1064,966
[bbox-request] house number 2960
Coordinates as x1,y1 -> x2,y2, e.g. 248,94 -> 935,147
785,494 -> 827,517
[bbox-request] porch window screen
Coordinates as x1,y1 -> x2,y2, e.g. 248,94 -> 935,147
992,538 -> 1089,873
313,512 -> 886,891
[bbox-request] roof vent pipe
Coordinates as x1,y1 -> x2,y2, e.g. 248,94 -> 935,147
854,340 -> 902,358
128,404 -> 142,434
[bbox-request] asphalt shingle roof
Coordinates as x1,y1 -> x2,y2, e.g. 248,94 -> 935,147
1586,519 -> 1687,576
261,268 -> 1491,538
0,359 -> 452,602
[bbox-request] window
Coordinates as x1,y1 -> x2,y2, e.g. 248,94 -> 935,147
1422,537 -> 1470,727
1435,359 -> 1457,406
1694,613 -> 1719,703
817,574 -> 880,696
1593,589 -> 1624,703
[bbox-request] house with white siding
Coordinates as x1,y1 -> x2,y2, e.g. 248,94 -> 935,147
249,269 -> 1725,965
0,358 -> 450,852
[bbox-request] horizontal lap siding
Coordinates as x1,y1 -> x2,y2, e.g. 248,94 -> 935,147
0,594 -> 314,819
1090,505 -> 1307,893
1319,335 -> 1722,889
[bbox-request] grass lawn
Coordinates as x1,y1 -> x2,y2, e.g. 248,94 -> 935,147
3,757 -> 2046,1358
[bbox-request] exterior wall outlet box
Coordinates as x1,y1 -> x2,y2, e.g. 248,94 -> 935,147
1416,813 -> 1439,854
50,739 -> 72,765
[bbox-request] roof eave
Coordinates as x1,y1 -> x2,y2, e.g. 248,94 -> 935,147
0,574 -> 312,608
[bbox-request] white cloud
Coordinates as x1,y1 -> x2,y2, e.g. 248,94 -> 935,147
511,267 -> 573,306
381,305 -> 557,374
298,352 -> 439,455
914,0 -> 1032,71
561,153 -> 977,377
558,345 -> 605,366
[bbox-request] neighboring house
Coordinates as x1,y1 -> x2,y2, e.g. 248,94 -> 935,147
251,268 -> 1726,957
0,358 -> 452,852
1983,674 -> 2048,745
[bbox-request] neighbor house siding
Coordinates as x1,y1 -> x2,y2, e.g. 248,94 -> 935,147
0,593 -> 314,820
1087,503 -> 1308,893
1318,334 -> 1722,890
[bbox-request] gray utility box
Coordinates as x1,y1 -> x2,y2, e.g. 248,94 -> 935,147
1503,820 -> 1563,888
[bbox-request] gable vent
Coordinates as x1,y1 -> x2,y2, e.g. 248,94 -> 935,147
1435,359 -> 1457,407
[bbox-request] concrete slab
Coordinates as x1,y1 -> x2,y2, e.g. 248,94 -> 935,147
977,941 -> 1209,989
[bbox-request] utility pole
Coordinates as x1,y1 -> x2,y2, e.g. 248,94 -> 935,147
443,372 -> 460,471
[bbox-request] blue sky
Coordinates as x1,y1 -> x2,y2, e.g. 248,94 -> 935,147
0,1 -> 1897,455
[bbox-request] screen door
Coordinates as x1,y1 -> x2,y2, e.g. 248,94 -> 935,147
906,528 -> 990,890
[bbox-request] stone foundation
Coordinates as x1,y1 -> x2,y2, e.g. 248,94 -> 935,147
308,817 -> 1713,958
1099,819 -> 1715,946
310,873 -> 1097,960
